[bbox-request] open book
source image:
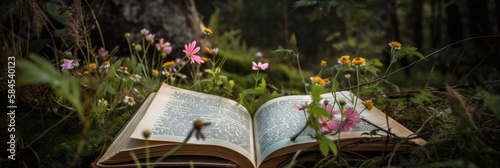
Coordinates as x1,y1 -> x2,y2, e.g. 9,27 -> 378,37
95,83 -> 426,168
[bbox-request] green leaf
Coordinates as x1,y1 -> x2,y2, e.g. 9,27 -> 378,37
393,46 -> 424,63
331,79 -> 339,92
45,2 -> 68,24
290,34 -> 298,52
255,78 -> 266,92
319,138 -> 329,156
310,85 -> 324,103
205,69 -> 215,76
482,91 -> 500,119
412,90 -> 439,106
328,140 -> 338,156
308,105 -> 331,116
28,39 -> 50,54
294,0 -> 318,8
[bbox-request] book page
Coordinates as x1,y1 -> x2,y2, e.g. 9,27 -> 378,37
131,83 -> 255,167
253,91 -> 378,166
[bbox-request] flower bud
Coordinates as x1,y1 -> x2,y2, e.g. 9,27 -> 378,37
339,100 -> 346,106
142,129 -> 151,139
345,74 -> 351,79
134,44 -> 143,52
124,32 -> 131,38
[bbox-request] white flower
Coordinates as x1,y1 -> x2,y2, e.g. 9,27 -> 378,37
123,96 -> 136,106
98,98 -> 108,107
130,74 -> 142,82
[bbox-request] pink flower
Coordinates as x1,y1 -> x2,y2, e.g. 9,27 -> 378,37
293,101 -> 309,110
341,107 -> 361,131
182,41 -> 204,64
61,59 -> 74,70
321,103 -> 339,115
98,47 -> 108,57
156,38 -> 172,55
140,28 -> 149,36
318,117 -> 340,132
146,34 -> 155,43
252,61 -> 269,70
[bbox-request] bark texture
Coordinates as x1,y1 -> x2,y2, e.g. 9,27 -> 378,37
95,0 -> 204,55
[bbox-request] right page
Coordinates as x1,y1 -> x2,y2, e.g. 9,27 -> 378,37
253,91 -> 426,167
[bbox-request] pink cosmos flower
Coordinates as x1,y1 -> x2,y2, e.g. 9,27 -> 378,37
318,117 -> 340,132
156,38 -> 172,55
61,59 -> 74,70
321,103 -> 339,115
341,107 -> 361,131
146,34 -> 155,43
183,41 -> 204,64
293,101 -> 309,110
252,61 -> 269,70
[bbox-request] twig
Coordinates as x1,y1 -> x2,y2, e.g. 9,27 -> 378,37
339,35 -> 500,92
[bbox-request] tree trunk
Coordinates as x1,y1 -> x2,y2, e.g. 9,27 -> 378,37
467,0 -> 492,46
95,0 -> 204,57
411,0 -> 423,48
445,0 -> 464,47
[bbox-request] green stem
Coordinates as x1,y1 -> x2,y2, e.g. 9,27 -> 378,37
145,139 -> 150,168
291,120 -> 310,141
295,53 -> 308,93
383,49 -> 395,80
152,128 -> 195,166
355,67 -> 360,108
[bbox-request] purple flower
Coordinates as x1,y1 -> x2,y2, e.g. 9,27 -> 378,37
61,59 -> 74,70
98,47 -> 108,57
341,107 -> 361,131
156,38 -> 172,55
252,61 -> 269,70
182,41 -> 204,64
255,51 -> 263,57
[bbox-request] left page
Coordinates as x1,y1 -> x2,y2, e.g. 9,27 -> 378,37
130,83 -> 255,167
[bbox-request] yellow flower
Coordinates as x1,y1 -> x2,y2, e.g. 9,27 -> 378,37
389,41 -> 402,50
338,55 -> 351,66
310,76 -> 329,86
321,60 -> 327,67
201,57 -> 209,62
162,61 -> 175,68
342,109 -> 347,114
203,28 -> 213,35
365,100 -> 374,110
205,47 -> 211,53
83,70 -> 90,76
89,63 -> 97,69
352,57 -> 366,67
152,69 -> 159,76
